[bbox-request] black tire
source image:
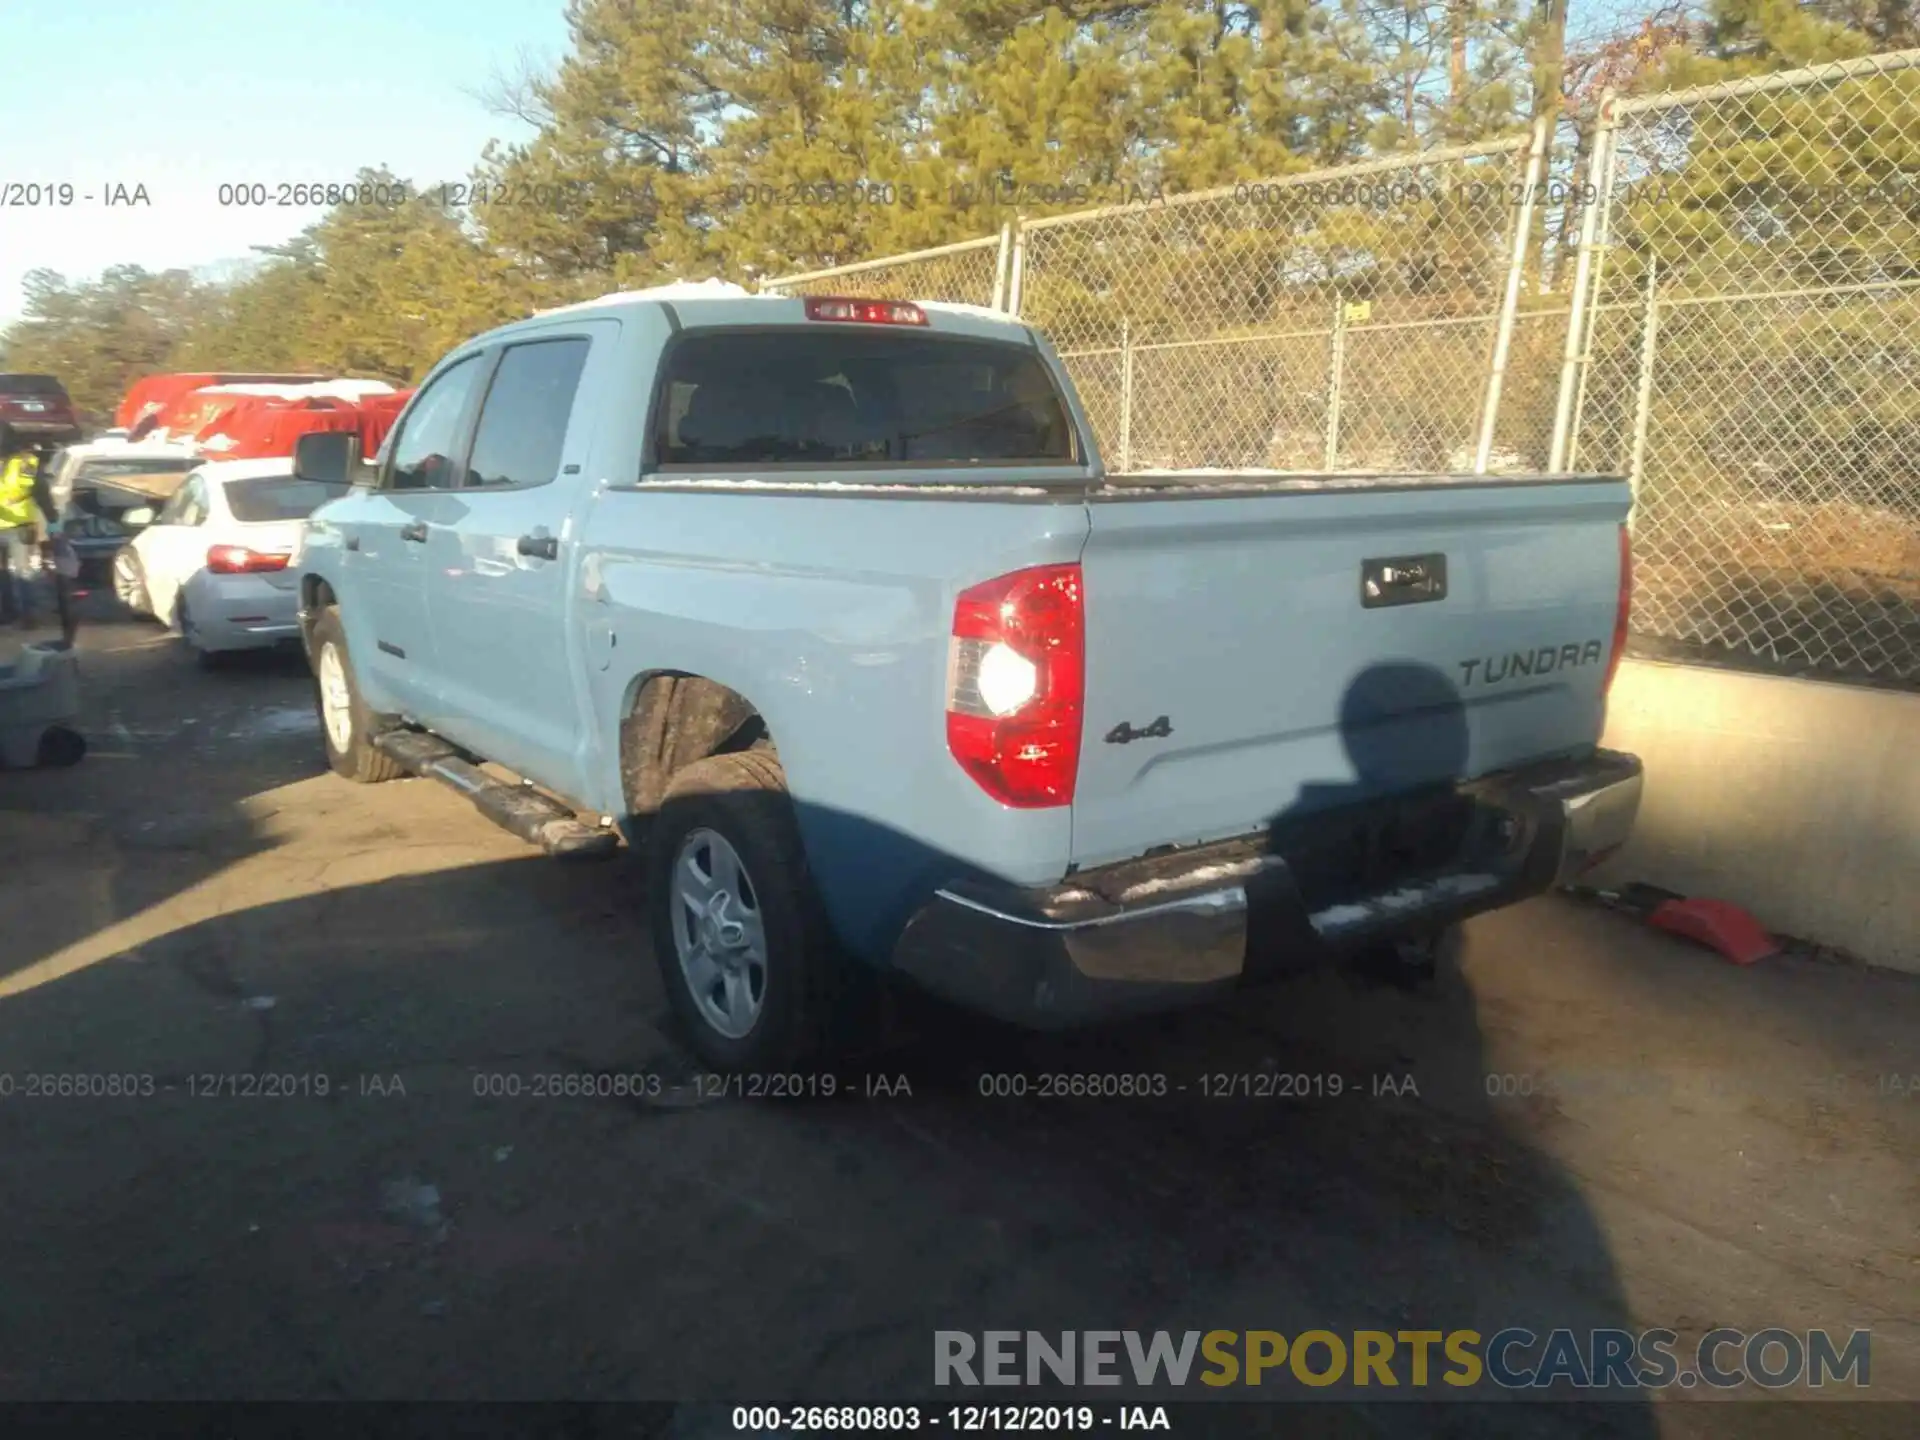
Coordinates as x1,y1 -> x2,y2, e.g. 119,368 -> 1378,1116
1352,923 -> 1462,989
36,725 -> 86,768
647,750 -> 855,1071
308,606 -> 404,783
112,549 -> 150,616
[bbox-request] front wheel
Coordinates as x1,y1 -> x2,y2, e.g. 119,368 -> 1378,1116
308,607 -> 404,783
647,750 -> 856,1071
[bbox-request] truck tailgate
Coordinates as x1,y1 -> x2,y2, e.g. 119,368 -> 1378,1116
1071,476 -> 1632,870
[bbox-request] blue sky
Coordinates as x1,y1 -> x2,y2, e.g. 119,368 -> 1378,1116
0,0 -> 569,325
0,1 -> 1661,329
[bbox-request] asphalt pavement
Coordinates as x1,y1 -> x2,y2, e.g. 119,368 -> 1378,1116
0,601 -> 1914,1436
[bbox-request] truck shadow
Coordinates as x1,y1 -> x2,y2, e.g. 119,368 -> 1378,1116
859,661 -> 1656,1430
0,660 -> 1654,1431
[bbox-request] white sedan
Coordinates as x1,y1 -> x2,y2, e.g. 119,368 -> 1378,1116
112,458 -> 348,665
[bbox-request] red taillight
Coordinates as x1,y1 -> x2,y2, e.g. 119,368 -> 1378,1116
945,563 -> 1084,808
804,295 -> 928,326
206,544 -> 291,575
1605,524 -> 1633,696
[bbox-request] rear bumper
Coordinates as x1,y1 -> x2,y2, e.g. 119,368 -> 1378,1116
194,576 -> 302,651
890,748 -> 1643,1027
3,418 -> 81,439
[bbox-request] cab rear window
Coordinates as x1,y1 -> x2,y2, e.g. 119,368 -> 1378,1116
0,374 -> 69,397
653,331 -> 1075,468
226,475 -> 350,522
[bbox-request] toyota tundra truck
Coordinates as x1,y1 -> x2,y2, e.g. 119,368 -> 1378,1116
287,284 -> 1642,1070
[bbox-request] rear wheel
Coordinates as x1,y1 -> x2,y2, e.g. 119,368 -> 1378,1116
309,607 -> 403,783
1352,923 -> 1461,989
112,549 -> 150,616
647,750 -> 856,1071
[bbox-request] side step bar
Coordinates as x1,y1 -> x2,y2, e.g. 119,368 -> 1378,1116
372,730 -> 620,861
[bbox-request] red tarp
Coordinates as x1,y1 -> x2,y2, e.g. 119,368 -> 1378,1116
116,372 -> 327,430
197,398 -> 363,460
355,389 -> 414,458
117,377 -> 411,459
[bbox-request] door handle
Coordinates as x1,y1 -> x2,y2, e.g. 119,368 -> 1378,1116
344,535 -> 360,552
400,521 -> 428,543
517,533 -> 559,561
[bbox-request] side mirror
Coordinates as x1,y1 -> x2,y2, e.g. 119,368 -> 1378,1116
293,430 -> 363,485
122,506 -> 156,527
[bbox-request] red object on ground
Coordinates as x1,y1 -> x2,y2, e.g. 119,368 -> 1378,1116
1646,898 -> 1780,966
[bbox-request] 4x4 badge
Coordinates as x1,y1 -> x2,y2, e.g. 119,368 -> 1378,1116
1104,715 -> 1173,745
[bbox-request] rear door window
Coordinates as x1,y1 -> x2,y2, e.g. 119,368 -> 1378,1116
225,475 -> 350,522
653,330 -> 1075,468
161,476 -> 209,526
462,337 -> 592,488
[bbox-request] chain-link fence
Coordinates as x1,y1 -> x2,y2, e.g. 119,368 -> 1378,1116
760,231 -> 1010,309
1015,137 -> 1545,472
755,59 -> 1920,689
1557,50 -> 1920,687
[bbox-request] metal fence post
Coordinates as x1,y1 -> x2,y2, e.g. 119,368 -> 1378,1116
1549,94 -> 1618,471
1118,318 -> 1134,473
1626,258 -> 1660,526
1006,217 -> 1029,317
1324,301 -> 1347,469
1476,115 -> 1552,473
1567,128 -> 1622,472
990,222 -> 1014,312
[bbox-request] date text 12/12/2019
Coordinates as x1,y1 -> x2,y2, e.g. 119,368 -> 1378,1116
730,1406 -> 1172,1432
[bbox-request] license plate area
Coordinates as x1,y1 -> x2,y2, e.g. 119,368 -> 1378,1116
1361,552 -> 1448,608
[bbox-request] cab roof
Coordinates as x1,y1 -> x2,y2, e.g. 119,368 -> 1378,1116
476,284 -> 1034,351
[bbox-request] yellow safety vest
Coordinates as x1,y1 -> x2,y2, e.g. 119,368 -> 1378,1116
0,454 -> 40,530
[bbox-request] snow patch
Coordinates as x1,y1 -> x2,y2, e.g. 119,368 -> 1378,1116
194,380 -> 396,400
919,300 -> 1023,324
59,436 -> 198,461
223,706 -> 320,741
1115,858 -> 1269,905
536,279 -> 756,315
1309,873 -> 1500,932
640,477 -> 1057,497
1111,468 -> 1563,491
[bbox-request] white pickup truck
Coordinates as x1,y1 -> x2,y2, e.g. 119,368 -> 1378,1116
288,286 -> 1642,1070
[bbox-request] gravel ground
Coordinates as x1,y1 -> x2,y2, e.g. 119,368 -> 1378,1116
0,600 -> 1914,1436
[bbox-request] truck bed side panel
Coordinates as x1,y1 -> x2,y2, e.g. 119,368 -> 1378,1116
582,488 -> 1090,961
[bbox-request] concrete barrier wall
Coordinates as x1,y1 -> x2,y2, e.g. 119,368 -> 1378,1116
1592,658 -> 1920,974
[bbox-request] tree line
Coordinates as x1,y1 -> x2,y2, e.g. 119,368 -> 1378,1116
1,0 -> 1902,422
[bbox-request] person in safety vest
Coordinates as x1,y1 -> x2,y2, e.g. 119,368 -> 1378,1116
0,423 -> 52,627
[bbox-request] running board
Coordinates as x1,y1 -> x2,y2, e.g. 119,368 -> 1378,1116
373,730 -> 620,860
